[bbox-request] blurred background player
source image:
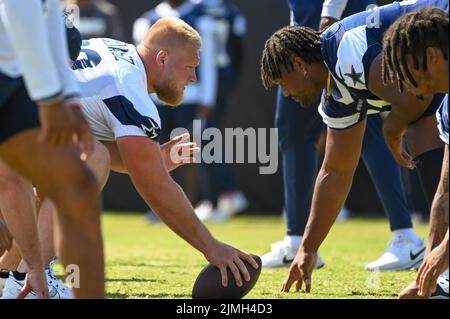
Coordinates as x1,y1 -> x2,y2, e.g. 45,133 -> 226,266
261,0 -> 425,273
65,0 -> 125,41
193,0 -> 249,223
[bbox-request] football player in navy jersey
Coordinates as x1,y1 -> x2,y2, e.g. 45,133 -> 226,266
382,7 -> 448,299
262,0 -> 425,274
260,0 -> 448,294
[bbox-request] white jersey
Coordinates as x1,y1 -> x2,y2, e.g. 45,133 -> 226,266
0,0 -> 80,102
72,38 -> 161,142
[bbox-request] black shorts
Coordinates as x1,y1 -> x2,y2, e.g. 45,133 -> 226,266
0,73 -> 40,143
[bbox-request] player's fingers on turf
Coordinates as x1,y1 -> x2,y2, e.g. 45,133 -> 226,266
429,271 -> 440,295
219,266 -> 228,287
239,252 -> 259,269
234,256 -> 250,282
295,278 -> 303,292
300,268 -> 311,293
418,266 -> 432,296
281,272 -> 296,293
229,263 -> 243,287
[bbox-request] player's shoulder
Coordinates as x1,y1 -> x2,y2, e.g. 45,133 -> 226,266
335,26 -> 370,90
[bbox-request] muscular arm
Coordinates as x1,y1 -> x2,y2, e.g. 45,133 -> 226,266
368,54 -> 433,167
301,120 -> 366,253
427,144 -> 449,254
116,136 -> 216,255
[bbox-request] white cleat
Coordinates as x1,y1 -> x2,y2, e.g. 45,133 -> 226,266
0,277 -> 7,298
1,261 -> 73,299
194,200 -> 214,222
45,267 -> 73,299
431,269 -> 449,299
211,191 -> 249,223
261,238 -> 325,269
45,258 -> 73,299
365,237 -> 426,272
1,275 -> 36,299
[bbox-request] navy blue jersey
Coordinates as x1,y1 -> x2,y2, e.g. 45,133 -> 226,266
437,94 -> 449,144
288,0 -> 322,28
202,0 -> 246,80
342,0 -> 377,18
319,0 -> 449,129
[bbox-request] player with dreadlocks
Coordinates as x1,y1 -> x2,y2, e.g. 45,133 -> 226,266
382,7 -> 449,299
260,0 -> 448,296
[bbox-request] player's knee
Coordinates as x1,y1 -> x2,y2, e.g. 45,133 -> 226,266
57,165 -> 100,211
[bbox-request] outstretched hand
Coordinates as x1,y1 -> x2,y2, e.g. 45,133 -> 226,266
161,133 -> 200,172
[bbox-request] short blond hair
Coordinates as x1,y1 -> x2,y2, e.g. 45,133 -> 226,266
143,17 -> 202,51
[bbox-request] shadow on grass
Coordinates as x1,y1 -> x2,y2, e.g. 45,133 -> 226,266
107,293 -> 192,299
112,262 -> 191,268
106,278 -> 166,283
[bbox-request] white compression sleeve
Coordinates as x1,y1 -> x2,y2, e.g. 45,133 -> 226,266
1,0 -> 62,102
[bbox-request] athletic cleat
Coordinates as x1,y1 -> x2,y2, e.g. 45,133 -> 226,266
1,261 -> 73,299
0,277 -> 7,298
194,200 -> 214,222
365,237 -> 425,272
46,259 -> 73,299
211,191 -> 249,223
261,238 -> 325,269
1,275 -> 37,299
431,269 -> 449,299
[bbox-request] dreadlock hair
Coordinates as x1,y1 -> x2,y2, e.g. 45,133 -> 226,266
261,26 -> 323,90
382,7 -> 449,92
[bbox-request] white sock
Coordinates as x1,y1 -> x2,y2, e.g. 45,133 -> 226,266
284,235 -> 302,249
393,228 -> 420,243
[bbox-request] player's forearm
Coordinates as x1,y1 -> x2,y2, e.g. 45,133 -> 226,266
426,152 -> 449,255
301,165 -> 354,253
139,179 -> 216,254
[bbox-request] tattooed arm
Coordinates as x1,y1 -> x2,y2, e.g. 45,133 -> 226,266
426,144 -> 449,255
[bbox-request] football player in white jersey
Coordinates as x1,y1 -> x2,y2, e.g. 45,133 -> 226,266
39,17 -> 259,289
382,7 -> 449,299
0,0 -> 104,298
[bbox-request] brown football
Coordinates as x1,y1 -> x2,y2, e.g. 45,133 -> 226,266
192,255 -> 262,299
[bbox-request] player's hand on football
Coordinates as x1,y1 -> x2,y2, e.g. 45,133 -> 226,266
281,250 -> 317,293
17,269 -> 49,299
66,99 -> 94,161
205,241 -> 259,288
416,240 -> 449,298
0,219 -> 13,256
382,116 -> 415,170
161,133 -> 200,172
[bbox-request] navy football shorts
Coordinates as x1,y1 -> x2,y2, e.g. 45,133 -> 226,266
0,73 -> 40,143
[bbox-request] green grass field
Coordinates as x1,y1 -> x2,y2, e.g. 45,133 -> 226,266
96,212 -> 428,299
